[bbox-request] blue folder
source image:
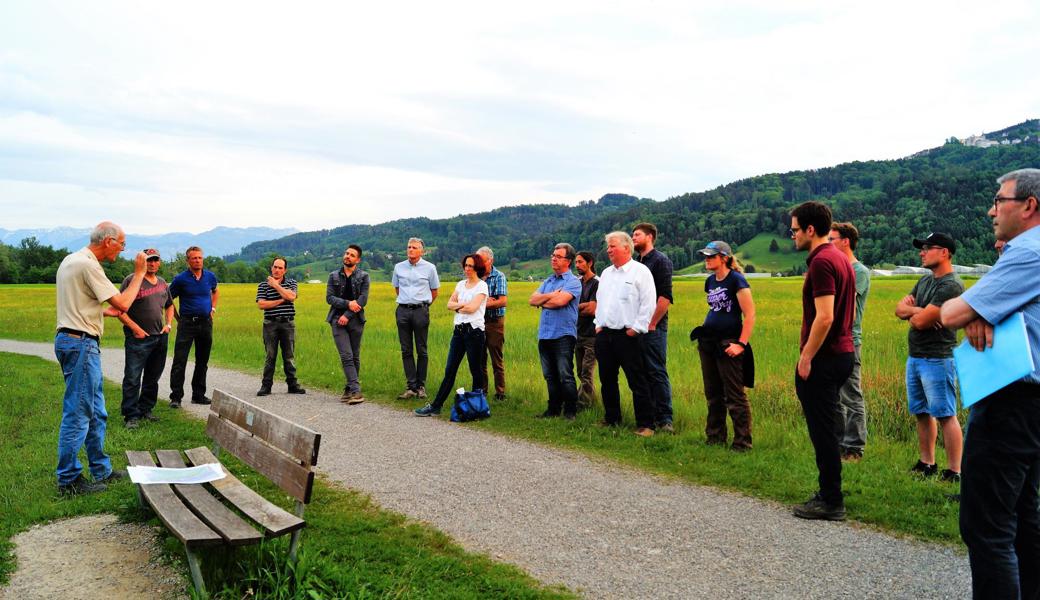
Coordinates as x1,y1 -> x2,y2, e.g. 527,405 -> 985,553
953,312 -> 1035,409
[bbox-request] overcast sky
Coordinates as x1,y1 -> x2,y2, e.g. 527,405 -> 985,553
1,0 -> 1037,234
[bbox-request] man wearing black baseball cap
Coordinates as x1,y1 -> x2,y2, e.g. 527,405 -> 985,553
896,232 -> 964,483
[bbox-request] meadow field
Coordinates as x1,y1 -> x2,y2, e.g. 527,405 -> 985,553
0,277 -> 969,544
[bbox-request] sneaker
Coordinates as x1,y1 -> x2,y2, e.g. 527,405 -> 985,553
169,400 -> 181,409
58,475 -> 107,496
98,469 -> 127,483
494,393 -> 508,402
842,450 -> 863,463
256,386 -> 272,397
191,396 -> 212,405
397,389 -> 418,400
657,423 -> 676,434
634,427 -> 655,438
343,392 -> 365,405
910,460 -> 938,478
287,384 -> 307,395
142,412 -> 160,422
417,386 -> 428,400
414,403 -> 440,417
940,469 -> 961,483
124,418 -> 140,430
793,494 -> 846,521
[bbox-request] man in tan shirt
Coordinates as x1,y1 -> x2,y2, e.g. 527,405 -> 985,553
55,221 -> 147,496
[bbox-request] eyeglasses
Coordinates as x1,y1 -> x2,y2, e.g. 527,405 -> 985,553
108,237 -> 126,249
993,195 -> 1032,210
550,253 -> 568,260
788,227 -> 802,236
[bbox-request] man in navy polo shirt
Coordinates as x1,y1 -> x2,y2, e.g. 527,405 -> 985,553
529,242 -> 583,419
168,245 -> 219,408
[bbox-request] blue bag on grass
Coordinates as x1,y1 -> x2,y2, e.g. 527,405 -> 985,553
450,389 -> 491,422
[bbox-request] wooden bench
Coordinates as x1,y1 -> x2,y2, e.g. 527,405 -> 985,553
127,389 -> 321,598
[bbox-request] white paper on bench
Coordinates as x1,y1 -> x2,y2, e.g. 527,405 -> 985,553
127,463 -> 226,485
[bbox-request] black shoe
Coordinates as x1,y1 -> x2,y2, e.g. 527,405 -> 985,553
191,396 -> 212,405
494,393 -> 508,401
792,493 -> 846,521
598,420 -> 621,428
287,385 -> 307,395
256,386 -> 272,397
910,460 -> 938,477
940,469 -> 961,483
98,469 -> 127,483
124,418 -> 140,430
537,410 -> 560,419
141,412 -> 160,422
169,400 -> 181,409
563,412 -> 576,421
58,475 -> 107,496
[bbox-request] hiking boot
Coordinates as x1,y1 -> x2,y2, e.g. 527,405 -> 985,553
397,389 -> 418,400
98,469 -> 127,483
910,460 -> 938,478
169,400 -> 181,409
417,386 -> 428,399
940,469 -> 961,483
256,385 -> 272,397
58,475 -> 107,496
634,427 -> 655,438
124,418 -> 140,430
842,449 -> 863,463
792,493 -> 846,521
191,396 -> 212,405
341,388 -> 352,400
414,403 -> 440,417
141,412 -> 160,422
657,422 -> 676,434
342,392 -> 365,405
287,384 -> 307,395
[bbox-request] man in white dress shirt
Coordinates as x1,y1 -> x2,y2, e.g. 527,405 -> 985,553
593,231 -> 658,437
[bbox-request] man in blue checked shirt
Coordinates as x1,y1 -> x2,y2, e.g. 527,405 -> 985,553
529,243 -> 583,420
477,246 -> 509,400
941,168 -> 1040,599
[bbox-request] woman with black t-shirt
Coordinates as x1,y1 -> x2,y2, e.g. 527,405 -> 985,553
695,241 -> 757,450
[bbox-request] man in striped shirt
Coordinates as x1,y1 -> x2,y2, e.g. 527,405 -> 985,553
256,257 -> 306,396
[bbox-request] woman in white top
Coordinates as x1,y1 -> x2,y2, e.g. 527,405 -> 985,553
415,253 -> 489,416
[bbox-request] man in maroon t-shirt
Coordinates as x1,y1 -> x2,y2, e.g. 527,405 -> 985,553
789,201 -> 857,521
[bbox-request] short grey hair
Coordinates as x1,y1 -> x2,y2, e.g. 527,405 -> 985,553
476,246 -> 493,260
408,237 -> 425,249
998,168 -> 1040,201
604,231 -> 634,255
553,242 -> 575,263
89,222 -> 121,246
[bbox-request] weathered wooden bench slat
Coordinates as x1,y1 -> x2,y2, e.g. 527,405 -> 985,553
154,450 -> 263,546
205,414 -> 315,504
125,450 -> 222,549
184,446 -> 305,537
212,390 -> 321,466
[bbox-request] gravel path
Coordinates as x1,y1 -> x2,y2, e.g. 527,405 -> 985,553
1,339 -> 971,599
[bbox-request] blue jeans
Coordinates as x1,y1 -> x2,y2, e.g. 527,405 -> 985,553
538,336 -> 578,416
960,382 -> 1040,599
55,333 -> 112,485
906,356 -> 958,418
641,327 -> 673,425
430,324 -> 486,410
121,333 -> 168,421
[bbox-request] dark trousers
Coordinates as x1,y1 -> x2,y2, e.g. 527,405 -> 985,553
482,317 -> 505,395
595,329 -> 654,428
642,327 -> 673,425
170,317 -> 212,402
794,352 -> 854,506
699,339 -> 752,449
262,320 -> 298,386
121,333 -> 168,421
331,318 -> 365,393
396,304 -> 430,391
575,334 -> 597,408
539,336 -> 578,416
960,383 -> 1040,600
431,324 -> 486,410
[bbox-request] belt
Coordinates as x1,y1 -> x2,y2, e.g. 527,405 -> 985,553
181,315 -> 210,323
57,328 -> 100,342
264,316 -> 294,323
399,303 -> 429,309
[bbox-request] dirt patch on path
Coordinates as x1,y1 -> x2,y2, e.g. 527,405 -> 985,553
1,515 -> 185,600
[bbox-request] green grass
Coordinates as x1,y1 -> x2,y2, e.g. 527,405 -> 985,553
0,279 -> 969,548
0,352 -> 573,599
732,232 -> 806,273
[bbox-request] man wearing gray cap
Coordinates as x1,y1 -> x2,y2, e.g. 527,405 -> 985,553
895,232 -> 964,482
116,248 -> 174,429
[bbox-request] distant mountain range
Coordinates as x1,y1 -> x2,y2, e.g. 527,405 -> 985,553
0,226 -> 297,260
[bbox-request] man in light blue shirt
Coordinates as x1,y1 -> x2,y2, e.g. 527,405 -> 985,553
529,243 -> 583,419
391,238 -> 440,399
941,168 -> 1040,599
